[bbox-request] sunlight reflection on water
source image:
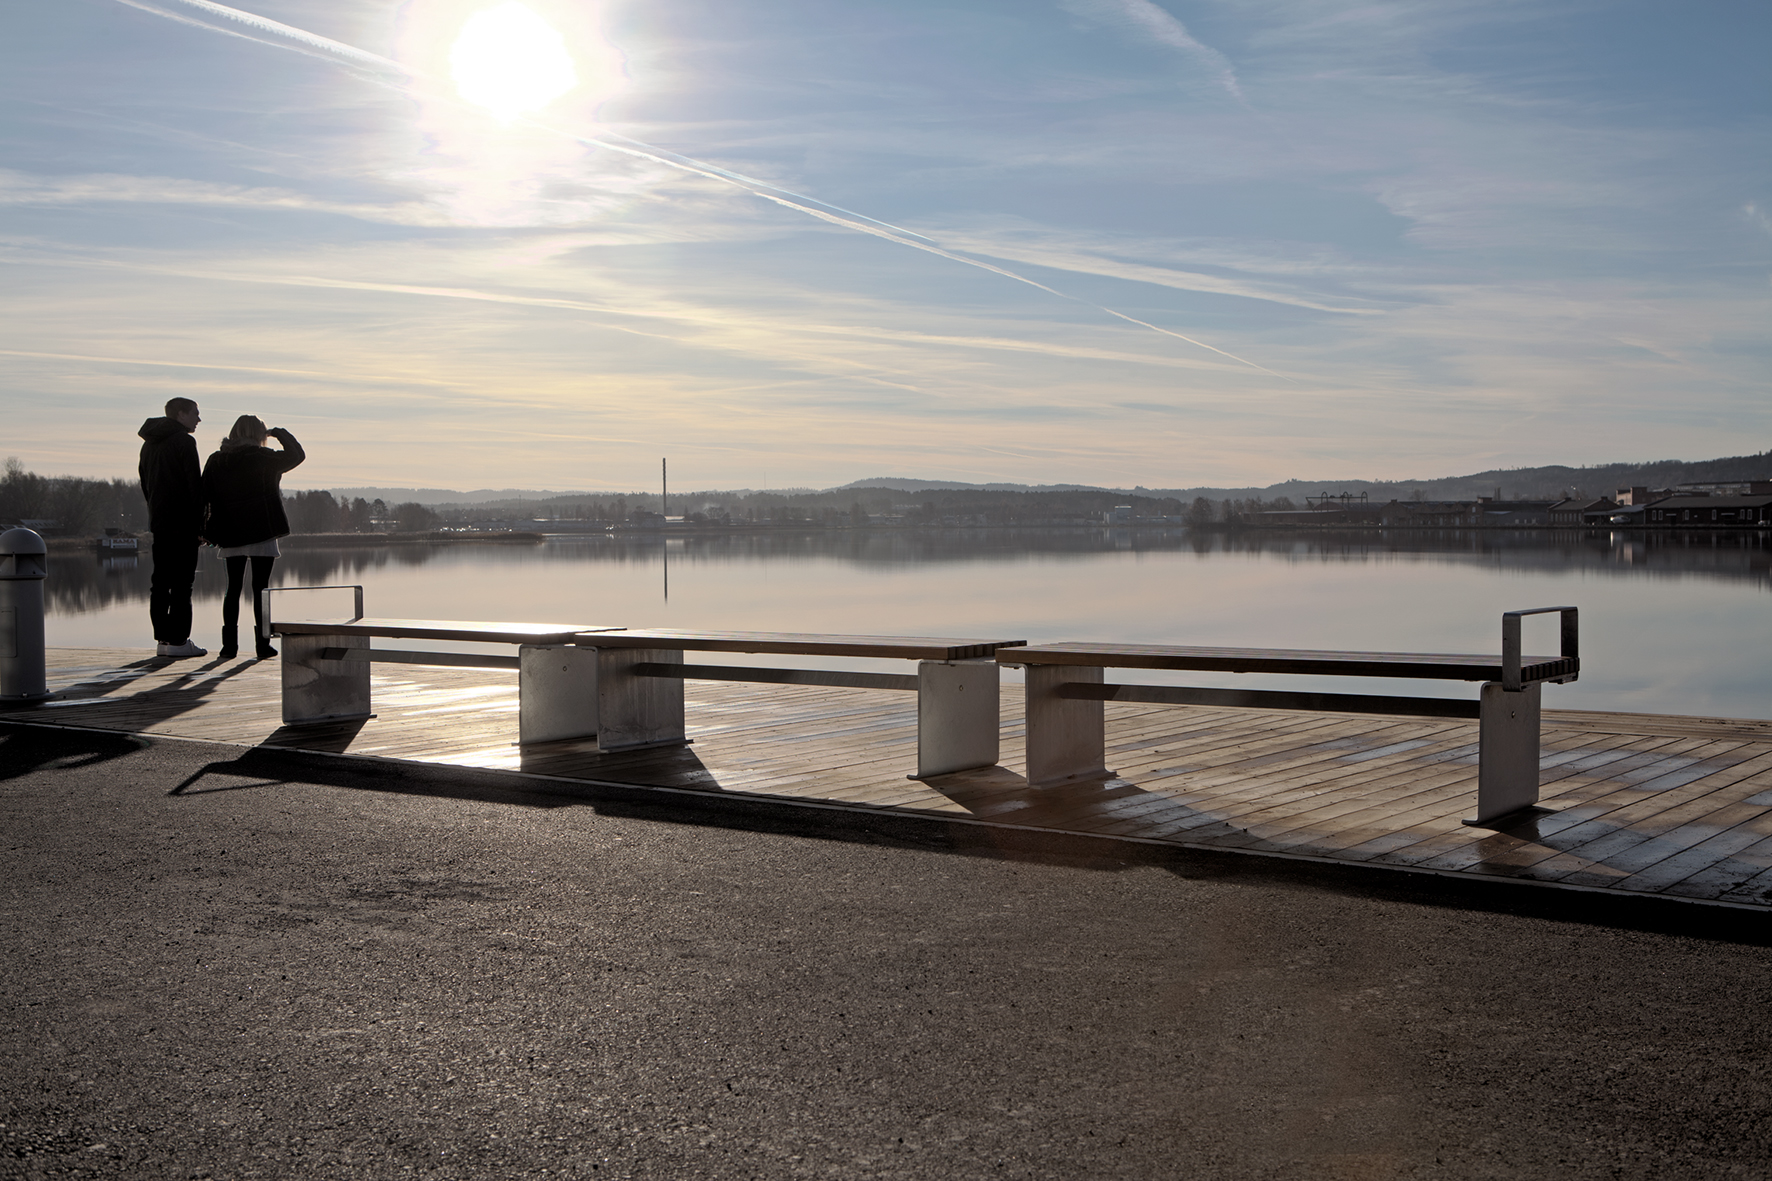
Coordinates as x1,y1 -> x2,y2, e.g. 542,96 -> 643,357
48,528 -> 1772,719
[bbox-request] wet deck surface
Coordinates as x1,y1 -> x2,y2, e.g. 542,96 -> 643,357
18,647 -> 1772,910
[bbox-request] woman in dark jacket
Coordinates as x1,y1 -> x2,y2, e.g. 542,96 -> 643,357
202,416 -> 305,659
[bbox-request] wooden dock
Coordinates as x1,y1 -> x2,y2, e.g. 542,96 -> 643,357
17,648 -> 1772,910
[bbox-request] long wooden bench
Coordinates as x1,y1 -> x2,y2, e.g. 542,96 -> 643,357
569,629 -> 1025,778
264,587 -> 622,744
998,608 -> 1579,824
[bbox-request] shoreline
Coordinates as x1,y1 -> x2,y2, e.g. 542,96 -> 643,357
38,520 -> 1772,554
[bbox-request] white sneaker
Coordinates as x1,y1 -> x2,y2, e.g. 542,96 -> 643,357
158,640 -> 208,658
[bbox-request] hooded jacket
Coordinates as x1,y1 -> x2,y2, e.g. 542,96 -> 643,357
200,429 -> 306,549
137,417 -> 204,535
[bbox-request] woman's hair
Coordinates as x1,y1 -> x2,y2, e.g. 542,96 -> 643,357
226,415 -> 268,446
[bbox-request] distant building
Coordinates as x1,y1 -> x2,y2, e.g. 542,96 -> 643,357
1644,495 -> 1772,527
1614,485 -> 1682,506
1379,497 -> 1558,527
1548,497 -> 1617,525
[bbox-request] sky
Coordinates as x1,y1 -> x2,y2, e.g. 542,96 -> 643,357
2,0 -> 1768,493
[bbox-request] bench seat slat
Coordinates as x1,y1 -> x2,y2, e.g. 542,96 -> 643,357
1002,642 -> 1574,683
275,618 -> 624,644
318,647 -> 521,670
1061,681 -> 1481,718
632,662 -> 919,692
577,629 -> 1025,662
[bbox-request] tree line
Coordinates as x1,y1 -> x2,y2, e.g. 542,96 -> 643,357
281,491 -> 443,534
0,459 -> 146,534
0,461 -> 447,536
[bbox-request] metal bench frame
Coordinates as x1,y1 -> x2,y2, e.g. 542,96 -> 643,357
1001,608 -> 1579,825
572,630 -> 1025,779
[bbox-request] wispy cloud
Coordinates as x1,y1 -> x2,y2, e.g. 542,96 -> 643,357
1746,202 -> 1772,238
928,222 -> 1389,314
1060,0 -> 1247,103
6,247 -> 1257,380
0,168 -> 459,226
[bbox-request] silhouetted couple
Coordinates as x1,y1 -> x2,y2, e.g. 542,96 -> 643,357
137,398 -> 304,660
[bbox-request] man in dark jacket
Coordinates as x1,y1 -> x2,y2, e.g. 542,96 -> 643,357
137,397 -> 207,658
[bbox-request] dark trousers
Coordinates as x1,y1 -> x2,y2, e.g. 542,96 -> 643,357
148,531 -> 201,644
222,556 -> 275,639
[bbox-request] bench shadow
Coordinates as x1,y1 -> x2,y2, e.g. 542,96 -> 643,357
260,717 -> 372,754
167,742 -> 579,805
917,763 -> 1253,845
0,722 -> 149,780
515,737 -> 725,789
18,656 -> 262,731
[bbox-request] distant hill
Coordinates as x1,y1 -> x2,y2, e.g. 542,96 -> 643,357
834,477 -> 1108,493
328,487 -> 581,503
1153,449 -> 1772,503
839,451 -> 1772,503
313,449 -> 1770,508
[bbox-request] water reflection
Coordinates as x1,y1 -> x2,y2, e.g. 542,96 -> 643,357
46,526 -> 1772,616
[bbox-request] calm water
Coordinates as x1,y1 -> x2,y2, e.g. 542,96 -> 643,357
46,528 -> 1772,719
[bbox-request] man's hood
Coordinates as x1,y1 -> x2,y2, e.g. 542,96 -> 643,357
138,416 -> 188,443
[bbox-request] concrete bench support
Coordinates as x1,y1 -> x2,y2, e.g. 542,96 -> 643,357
596,648 -> 686,752
517,644 -> 600,745
1470,681 -> 1542,825
914,659 -> 1001,778
1023,663 -> 1107,786
283,632 -> 371,724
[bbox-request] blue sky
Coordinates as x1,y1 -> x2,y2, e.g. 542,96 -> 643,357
2,0 -> 1767,491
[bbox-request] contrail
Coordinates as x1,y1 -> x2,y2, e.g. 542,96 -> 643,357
116,0 -> 933,244
110,0 -> 1285,378
112,0 -> 403,74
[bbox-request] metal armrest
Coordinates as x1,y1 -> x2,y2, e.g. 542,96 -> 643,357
1501,606 -> 1578,691
260,584 -> 365,639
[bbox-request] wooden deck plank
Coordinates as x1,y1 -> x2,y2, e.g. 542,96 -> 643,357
1520,749 -> 1772,883
1401,740 -> 1768,878
1270,733 -> 1693,864
1638,831 -> 1772,902
1711,850 -> 1772,906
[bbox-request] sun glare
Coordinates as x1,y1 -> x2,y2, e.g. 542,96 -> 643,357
450,2 -> 579,121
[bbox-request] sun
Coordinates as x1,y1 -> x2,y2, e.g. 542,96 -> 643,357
450,2 -> 579,121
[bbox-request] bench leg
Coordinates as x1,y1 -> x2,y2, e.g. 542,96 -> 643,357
518,644 -> 598,745
281,632 -> 370,724
595,648 -> 686,752
1023,664 -> 1108,787
914,659 -> 1001,778
1467,681 -> 1542,825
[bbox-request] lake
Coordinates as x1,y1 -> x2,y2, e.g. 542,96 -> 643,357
46,528 -> 1772,719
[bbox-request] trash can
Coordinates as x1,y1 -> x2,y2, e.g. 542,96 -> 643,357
0,527 -> 49,701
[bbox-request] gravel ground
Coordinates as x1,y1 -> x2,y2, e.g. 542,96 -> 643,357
2,720 -> 1770,1181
